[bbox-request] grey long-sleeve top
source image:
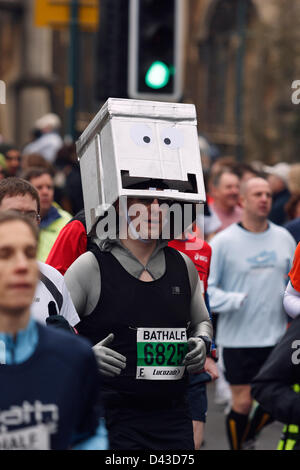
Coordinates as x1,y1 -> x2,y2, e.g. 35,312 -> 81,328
64,239 -> 212,340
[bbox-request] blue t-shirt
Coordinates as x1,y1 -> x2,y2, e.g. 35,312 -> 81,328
0,322 -> 101,450
208,222 -> 296,347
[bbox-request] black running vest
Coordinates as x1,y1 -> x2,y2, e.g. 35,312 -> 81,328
77,246 -> 192,401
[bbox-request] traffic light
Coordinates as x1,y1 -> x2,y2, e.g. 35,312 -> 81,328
95,0 -> 130,102
128,0 -> 184,101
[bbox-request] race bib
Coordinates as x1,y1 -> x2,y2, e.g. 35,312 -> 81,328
0,424 -> 50,450
136,327 -> 188,380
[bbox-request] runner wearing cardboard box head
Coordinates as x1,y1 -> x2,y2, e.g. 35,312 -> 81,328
64,98 -> 213,450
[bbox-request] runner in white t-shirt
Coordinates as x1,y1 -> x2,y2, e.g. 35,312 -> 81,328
0,177 -> 79,327
32,261 -> 79,326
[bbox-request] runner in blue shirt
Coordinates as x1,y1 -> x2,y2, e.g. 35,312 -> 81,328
0,211 -> 102,450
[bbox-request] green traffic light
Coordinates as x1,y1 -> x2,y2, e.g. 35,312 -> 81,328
145,61 -> 170,89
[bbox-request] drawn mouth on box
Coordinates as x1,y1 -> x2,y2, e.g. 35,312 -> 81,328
121,171 -> 198,194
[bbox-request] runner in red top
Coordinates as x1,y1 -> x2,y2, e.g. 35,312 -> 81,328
46,210 -> 87,275
169,233 -> 218,449
169,235 -> 211,295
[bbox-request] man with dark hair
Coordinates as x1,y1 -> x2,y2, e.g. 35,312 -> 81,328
0,177 -> 79,328
0,144 -> 22,177
22,167 -> 72,261
0,176 -> 41,213
0,211 -> 101,450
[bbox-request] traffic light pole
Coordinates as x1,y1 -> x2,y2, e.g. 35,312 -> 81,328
128,0 -> 184,102
66,0 -> 79,140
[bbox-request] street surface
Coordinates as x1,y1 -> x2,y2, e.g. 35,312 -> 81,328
202,382 -> 283,450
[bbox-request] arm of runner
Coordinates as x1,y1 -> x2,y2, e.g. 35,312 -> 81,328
59,278 -> 81,326
64,253 -> 127,376
252,317 -> 300,424
207,239 -> 247,313
283,281 -> 300,319
64,251 -> 100,318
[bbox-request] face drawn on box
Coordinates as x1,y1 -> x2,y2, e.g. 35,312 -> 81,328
113,119 -> 202,195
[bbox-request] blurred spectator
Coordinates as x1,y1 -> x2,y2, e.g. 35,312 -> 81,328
22,153 -> 53,172
0,143 -> 22,176
251,160 -> 266,174
198,134 -> 220,174
199,201 -> 222,241
209,169 -> 243,232
285,193 -> 300,221
22,167 -> 72,262
284,193 -> 300,244
54,143 -> 84,215
287,163 -> 300,195
264,162 -> 291,226
204,157 -> 261,239
21,153 -> 67,209
236,163 -> 261,184
197,171 -> 222,241
208,156 -> 239,189
209,158 -> 260,188
22,113 -> 63,163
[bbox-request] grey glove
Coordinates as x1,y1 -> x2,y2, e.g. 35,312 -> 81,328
183,337 -> 206,373
93,333 -> 126,377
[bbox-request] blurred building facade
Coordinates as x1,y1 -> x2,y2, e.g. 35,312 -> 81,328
185,0 -> 300,163
1,0 -> 300,163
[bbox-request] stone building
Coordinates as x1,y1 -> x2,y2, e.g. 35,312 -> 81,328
1,0 -> 300,163
185,0 -> 300,163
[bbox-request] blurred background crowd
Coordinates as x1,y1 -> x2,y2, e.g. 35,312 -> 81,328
0,114 -> 299,260
0,0 -> 300,252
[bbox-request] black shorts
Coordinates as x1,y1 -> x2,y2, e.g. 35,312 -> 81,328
104,395 -> 194,450
188,374 -> 209,422
223,346 -> 274,385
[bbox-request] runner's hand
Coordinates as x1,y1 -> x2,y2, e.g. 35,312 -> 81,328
93,333 -> 126,377
204,357 -> 219,381
46,301 -> 75,334
183,337 -> 206,373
